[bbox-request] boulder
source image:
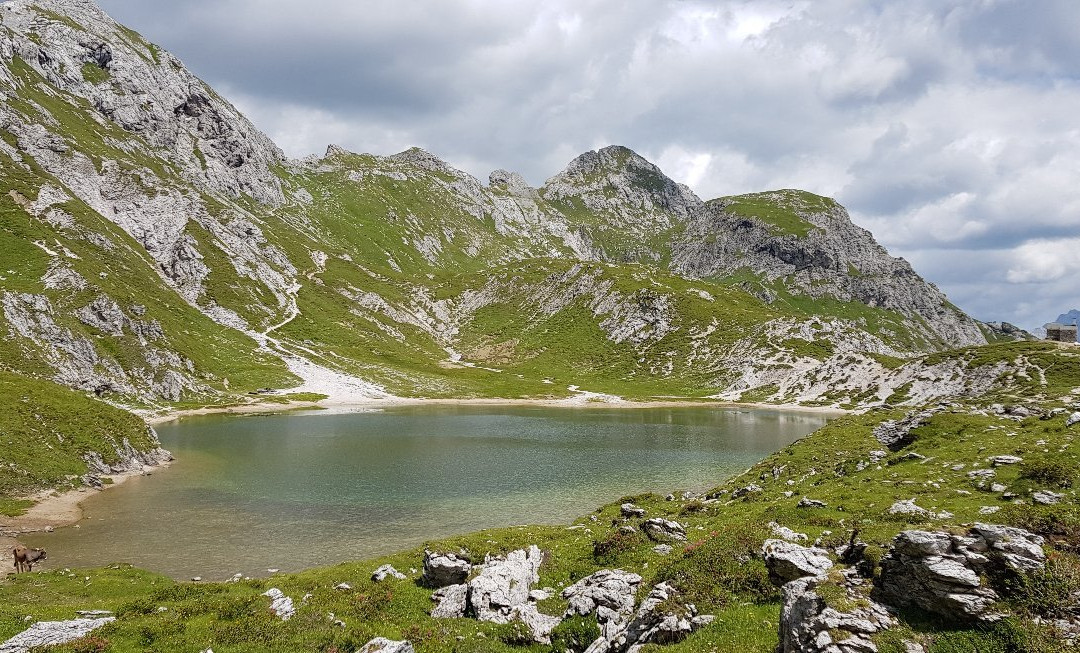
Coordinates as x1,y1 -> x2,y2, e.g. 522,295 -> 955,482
468,545 -> 543,623
990,455 -> 1022,466
467,545 -> 559,643
262,588 -> 295,621
777,574 -> 894,653
562,569 -> 642,641
763,540 -> 834,586
886,498 -> 951,520
357,638 -> 414,653
641,518 -> 686,542
0,618 -> 115,653
372,564 -> 406,582
969,523 -> 1045,571
732,483 -> 763,498
769,522 -> 809,542
422,551 -> 471,588
1066,412 -> 1080,428
1033,490 -> 1063,505
874,524 -> 1045,622
620,503 -> 646,518
873,409 -> 938,450
797,497 -> 827,508
613,582 -> 713,653
430,584 -> 468,619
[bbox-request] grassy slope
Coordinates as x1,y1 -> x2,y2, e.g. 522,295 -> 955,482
0,370 -> 156,512
2,342 -> 1077,652
0,56 -> 296,405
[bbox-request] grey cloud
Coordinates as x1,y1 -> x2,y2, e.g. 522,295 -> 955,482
96,0 -> 1080,330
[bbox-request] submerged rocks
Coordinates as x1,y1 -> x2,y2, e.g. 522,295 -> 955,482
641,518 -> 686,542
0,618 -> 115,653
422,551 -> 471,588
874,524 -> 1045,622
763,540 -> 834,585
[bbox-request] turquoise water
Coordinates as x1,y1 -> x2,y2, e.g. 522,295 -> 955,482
26,405 -> 829,579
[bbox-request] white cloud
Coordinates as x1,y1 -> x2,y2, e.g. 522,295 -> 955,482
97,0 -> 1080,330
1006,238 -> 1080,284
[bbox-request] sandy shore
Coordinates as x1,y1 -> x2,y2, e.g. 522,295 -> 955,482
1,464 -> 171,575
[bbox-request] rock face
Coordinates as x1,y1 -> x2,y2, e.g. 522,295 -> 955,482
763,540 -> 834,585
874,524 -> 1045,622
421,551 -> 471,588
673,190 -> 985,350
0,617 -> 115,653
778,574 -> 894,653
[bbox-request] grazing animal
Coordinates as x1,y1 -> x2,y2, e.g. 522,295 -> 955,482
12,545 -> 46,573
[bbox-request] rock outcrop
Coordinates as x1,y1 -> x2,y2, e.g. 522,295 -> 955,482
357,638 -> 414,653
466,545 -> 559,643
778,574 -> 893,653
262,588 -> 295,621
588,582 -> 714,653
562,569 -> 642,642
421,551 -> 471,588
874,524 -> 1045,622
764,540 -> 835,585
0,617 -> 115,653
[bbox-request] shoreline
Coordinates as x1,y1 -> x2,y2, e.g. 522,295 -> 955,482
1,463 -> 172,568
3,396 -> 844,571
144,395 -> 849,425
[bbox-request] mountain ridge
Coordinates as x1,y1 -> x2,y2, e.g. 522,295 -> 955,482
0,0 -> 998,412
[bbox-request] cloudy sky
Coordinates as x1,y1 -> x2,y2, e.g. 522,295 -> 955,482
98,0 -> 1080,330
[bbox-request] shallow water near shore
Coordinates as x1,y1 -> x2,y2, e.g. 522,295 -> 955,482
25,404 -> 829,579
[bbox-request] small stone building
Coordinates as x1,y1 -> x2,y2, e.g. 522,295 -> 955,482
1045,322 -> 1079,343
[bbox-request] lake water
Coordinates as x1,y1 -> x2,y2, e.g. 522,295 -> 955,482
26,404 -> 829,579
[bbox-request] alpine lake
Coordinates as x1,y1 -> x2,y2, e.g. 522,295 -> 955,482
25,404 -> 831,579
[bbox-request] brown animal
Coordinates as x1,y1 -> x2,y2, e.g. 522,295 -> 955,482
12,545 -> 46,573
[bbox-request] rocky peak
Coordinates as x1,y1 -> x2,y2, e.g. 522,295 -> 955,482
673,190 -> 986,349
0,0 -> 285,205
542,145 -> 703,219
